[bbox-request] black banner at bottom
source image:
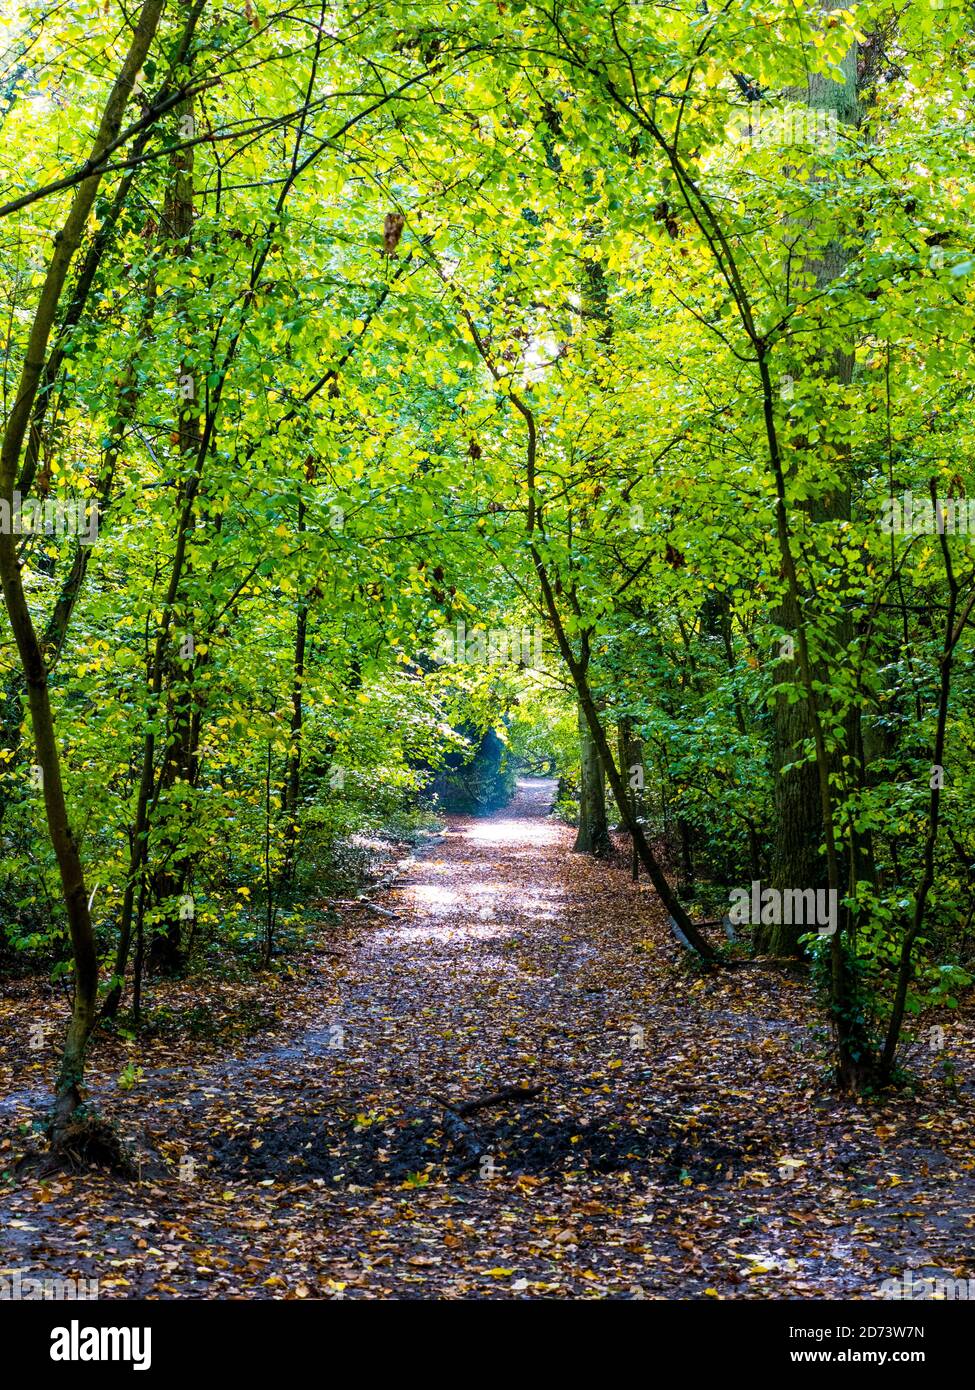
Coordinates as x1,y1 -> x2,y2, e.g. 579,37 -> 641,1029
3,1296 -> 965,1376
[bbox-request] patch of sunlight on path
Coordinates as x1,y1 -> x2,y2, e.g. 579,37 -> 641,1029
464,818 -> 560,849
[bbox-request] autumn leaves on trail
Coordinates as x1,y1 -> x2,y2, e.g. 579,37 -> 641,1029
2,780 -> 971,1299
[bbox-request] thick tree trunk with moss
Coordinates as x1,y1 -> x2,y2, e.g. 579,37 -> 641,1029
616,718 -> 643,879
574,698 -> 611,857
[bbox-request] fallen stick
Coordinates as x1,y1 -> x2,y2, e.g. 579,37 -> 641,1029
429,1096 -> 484,1167
440,1109 -> 481,1155
326,897 -> 400,919
357,900 -> 400,919
440,1083 -> 543,1117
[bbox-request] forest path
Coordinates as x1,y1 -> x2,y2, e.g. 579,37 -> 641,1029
1,778 -> 972,1299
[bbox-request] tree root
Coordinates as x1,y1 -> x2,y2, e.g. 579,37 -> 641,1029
28,1095 -> 142,1178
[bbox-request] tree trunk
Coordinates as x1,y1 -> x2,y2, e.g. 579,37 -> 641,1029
281,506 -> 309,888
147,85 -> 201,974
573,698 -> 611,856
762,19 -> 860,957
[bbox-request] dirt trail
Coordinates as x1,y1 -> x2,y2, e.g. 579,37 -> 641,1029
1,779 -> 972,1299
